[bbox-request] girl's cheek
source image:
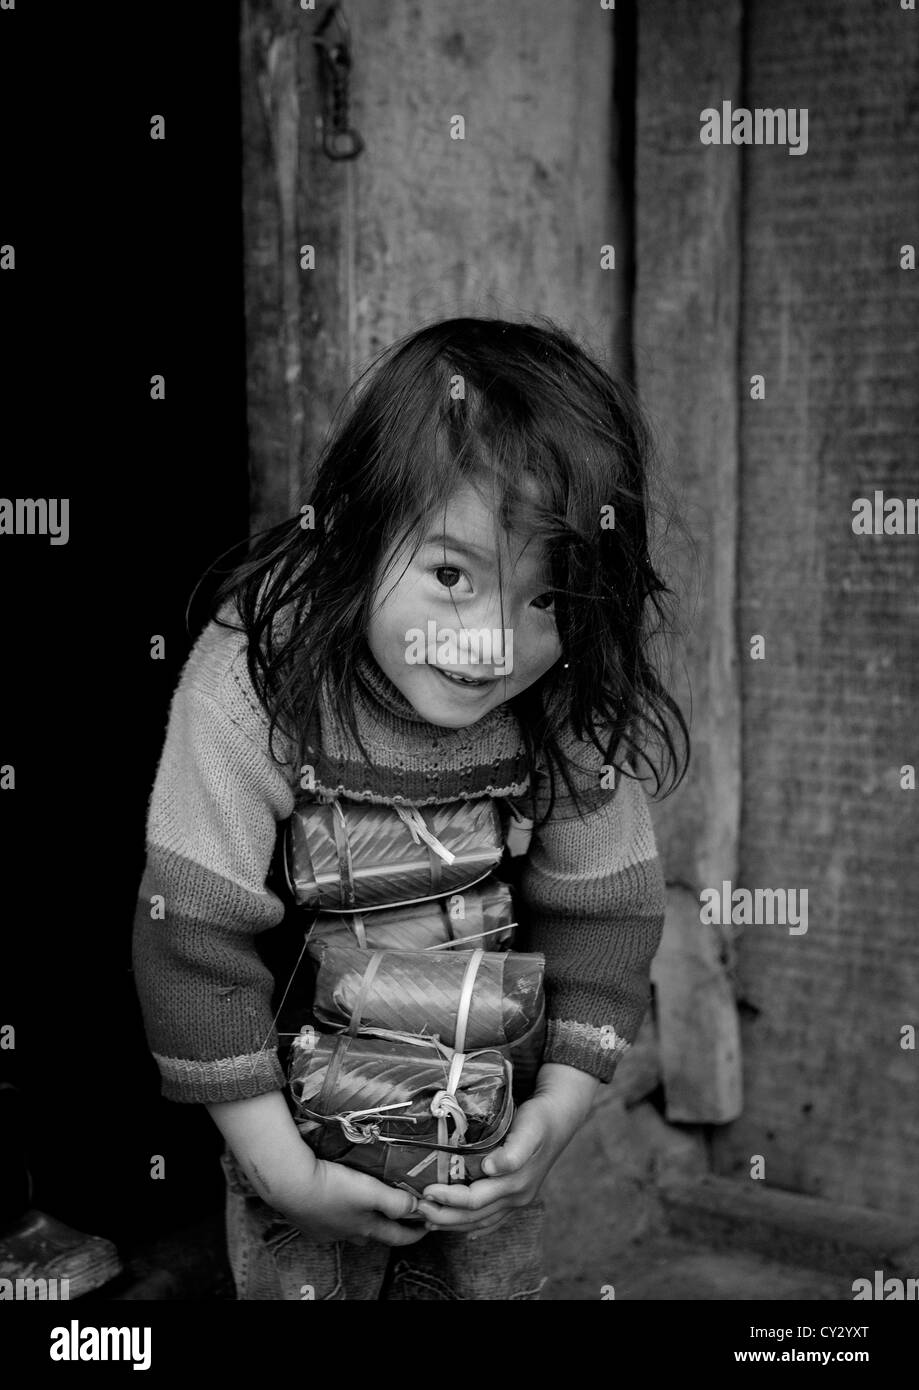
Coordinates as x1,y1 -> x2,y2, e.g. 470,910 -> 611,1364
538,621 -> 563,666
518,629 -> 562,682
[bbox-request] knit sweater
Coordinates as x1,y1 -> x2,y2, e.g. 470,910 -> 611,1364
132,603 -> 667,1104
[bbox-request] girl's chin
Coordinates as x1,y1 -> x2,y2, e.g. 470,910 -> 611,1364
411,692 -> 497,727
404,671 -> 509,726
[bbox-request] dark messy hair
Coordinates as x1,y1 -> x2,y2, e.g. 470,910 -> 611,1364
203,316 -> 689,826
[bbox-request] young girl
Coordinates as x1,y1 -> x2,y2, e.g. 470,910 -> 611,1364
132,316 -> 689,1301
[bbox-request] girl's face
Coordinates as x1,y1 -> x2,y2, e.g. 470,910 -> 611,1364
366,480 -> 563,728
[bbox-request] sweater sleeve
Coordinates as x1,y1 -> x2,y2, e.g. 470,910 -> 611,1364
132,613 -> 297,1104
515,724 -> 666,1084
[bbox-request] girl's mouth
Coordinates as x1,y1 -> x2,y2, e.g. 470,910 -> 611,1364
430,666 -> 496,690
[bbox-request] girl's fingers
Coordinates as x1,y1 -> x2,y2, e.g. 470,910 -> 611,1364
416,1198 -> 509,1230
420,1175 -> 518,1210
372,1184 -> 421,1222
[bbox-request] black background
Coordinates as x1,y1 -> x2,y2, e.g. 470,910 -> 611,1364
0,1 -> 249,1247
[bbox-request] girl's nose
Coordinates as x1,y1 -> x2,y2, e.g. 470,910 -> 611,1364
462,605 -> 514,653
455,600 -> 516,675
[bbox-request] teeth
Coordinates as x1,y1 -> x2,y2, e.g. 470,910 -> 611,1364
441,670 -> 485,685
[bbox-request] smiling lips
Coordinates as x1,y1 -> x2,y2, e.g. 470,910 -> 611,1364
430,665 -> 502,689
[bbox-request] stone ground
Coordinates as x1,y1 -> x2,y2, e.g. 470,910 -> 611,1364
545,1237 -> 849,1301
539,1090 -> 850,1299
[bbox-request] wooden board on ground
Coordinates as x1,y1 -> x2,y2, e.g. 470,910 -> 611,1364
651,886 -> 743,1124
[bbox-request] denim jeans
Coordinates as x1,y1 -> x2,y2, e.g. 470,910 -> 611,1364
220,1149 -> 546,1301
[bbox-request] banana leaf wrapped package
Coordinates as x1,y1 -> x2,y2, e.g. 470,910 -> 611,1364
284,794 -> 504,913
305,876 -> 517,956
313,944 -> 544,1047
287,1028 -> 514,1193
311,944 -> 546,1102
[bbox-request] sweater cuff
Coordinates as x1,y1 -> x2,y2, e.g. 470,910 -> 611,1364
154,1049 -> 286,1105
541,1018 -> 631,1085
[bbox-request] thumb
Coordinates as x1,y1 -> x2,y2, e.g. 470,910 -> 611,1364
376,1184 -> 420,1221
480,1106 -> 544,1177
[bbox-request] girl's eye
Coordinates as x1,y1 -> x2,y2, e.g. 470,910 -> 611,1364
433,566 -> 468,591
530,592 -> 555,611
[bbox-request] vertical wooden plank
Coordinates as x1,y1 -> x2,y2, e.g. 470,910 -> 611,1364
295,9 -> 360,500
240,0 -> 299,530
652,887 -> 743,1122
241,0 -> 355,530
634,0 -> 744,1120
714,0 -> 919,1217
342,0 -> 625,376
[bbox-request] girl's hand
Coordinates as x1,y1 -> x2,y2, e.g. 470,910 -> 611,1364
414,1063 -> 601,1238
207,1090 -> 425,1248
273,1157 -> 428,1248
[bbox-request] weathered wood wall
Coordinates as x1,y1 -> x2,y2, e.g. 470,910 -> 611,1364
634,0 -> 745,1126
711,0 -> 919,1217
634,0 -> 919,1214
240,0 -> 628,533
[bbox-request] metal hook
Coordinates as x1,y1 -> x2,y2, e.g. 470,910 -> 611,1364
312,2 -> 364,161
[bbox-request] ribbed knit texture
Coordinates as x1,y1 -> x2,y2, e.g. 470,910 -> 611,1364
132,604 -> 666,1103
